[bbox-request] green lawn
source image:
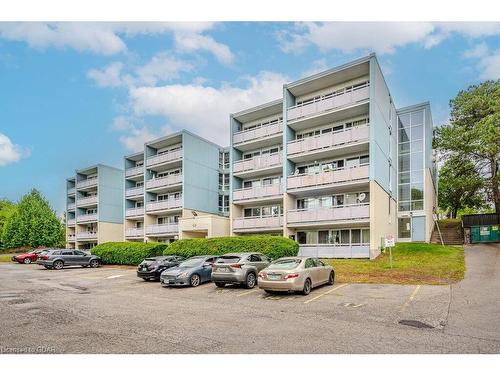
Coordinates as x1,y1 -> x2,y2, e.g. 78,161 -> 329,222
0,254 -> 13,262
324,242 -> 465,285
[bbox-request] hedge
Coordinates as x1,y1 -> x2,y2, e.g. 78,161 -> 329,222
91,242 -> 167,265
162,235 -> 298,260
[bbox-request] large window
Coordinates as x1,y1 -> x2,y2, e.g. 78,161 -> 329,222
297,228 -> 370,245
398,109 -> 424,211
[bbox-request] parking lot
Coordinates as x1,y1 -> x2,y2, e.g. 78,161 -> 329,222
1,244 -> 499,354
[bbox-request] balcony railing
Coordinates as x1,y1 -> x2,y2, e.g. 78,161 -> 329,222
287,83 -> 370,122
287,204 -> 369,224
76,177 -> 98,189
146,198 -> 182,212
233,121 -> 283,145
67,233 -> 76,241
67,202 -> 76,210
77,195 -> 98,207
287,164 -> 369,190
287,125 -> 369,156
125,165 -> 144,178
125,207 -> 144,217
67,218 -> 76,226
125,186 -> 144,198
76,213 -> 98,223
125,228 -> 144,238
76,231 -> 98,240
233,184 -> 282,202
233,215 -> 283,231
67,188 -> 76,195
233,152 -> 282,174
146,148 -> 182,167
298,244 -> 370,258
146,174 -> 182,190
145,223 -> 179,236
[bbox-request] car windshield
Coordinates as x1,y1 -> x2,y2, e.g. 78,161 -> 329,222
215,256 -> 241,264
178,258 -> 204,268
269,259 -> 302,270
144,258 -> 159,262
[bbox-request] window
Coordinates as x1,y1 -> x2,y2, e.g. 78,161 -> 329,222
318,230 -> 329,244
297,231 -> 307,244
398,218 -> 411,238
313,259 -> 325,267
305,258 -> 315,268
351,229 -> 361,244
62,251 -> 73,256
249,254 -> 261,262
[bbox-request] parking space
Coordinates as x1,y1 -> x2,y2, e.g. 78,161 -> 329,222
1,245 -> 499,354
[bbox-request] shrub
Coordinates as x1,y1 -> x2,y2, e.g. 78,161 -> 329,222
91,242 -> 167,265
163,235 -> 298,260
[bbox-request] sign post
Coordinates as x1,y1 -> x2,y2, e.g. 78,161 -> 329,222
384,234 -> 395,269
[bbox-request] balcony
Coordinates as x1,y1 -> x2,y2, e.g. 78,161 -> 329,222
125,186 -> 144,198
76,213 -> 98,223
76,177 -> 98,189
67,233 -> 76,242
233,215 -> 283,232
76,195 -> 98,207
233,184 -> 282,203
125,228 -> 144,238
125,207 -> 144,217
287,83 -> 370,123
233,121 -> 283,147
67,202 -> 76,211
146,198 -> 182,213
146,148 -> 182,168
287,164 -> 369,192
287,204 -> 369,226
145,223 -> 179,236
125,165 -> 144,178
287,125 -> 369,161
298,244 -> 369,259
233,153 -> 282,177
145,174 -> 182,191
67,188 -> 76,196
67,218 -> 76,226
76,231 -> 98,240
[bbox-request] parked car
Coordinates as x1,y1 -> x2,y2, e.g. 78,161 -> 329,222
211,252 -> 270,289
137,255 -> 185,281
11,250 -> 44,264
160,255 -> 218,287
36,249 -> 100,270
258,257 -> 334,295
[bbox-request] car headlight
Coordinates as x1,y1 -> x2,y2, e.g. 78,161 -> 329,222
178,272 -> 189,278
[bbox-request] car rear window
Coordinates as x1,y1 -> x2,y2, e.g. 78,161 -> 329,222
269,259 -> 301,270
215,256 -> 241,264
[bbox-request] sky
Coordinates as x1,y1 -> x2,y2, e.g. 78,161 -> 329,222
0,21 -> 499,215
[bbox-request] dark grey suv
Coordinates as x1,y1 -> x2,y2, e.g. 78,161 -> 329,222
36,249 -> 100,270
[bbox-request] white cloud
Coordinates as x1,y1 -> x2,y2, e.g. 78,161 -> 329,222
174,32 -> 234,64
136,52 -> 194,86
0,133 -> 30,166
278,22 -> 500,55
301,58 -> 329,77
464,42 -> 500,80
127,71 -> 287,144
87,62 -> 125,88
118,125 -> 162,152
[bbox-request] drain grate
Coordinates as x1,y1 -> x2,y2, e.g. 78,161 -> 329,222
398,319 -> 434,329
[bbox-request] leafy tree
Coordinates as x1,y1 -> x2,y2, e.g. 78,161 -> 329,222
434,80 -> 500,213
0,199 -> 17,249
438,156 -> 485,218
1,189 -> 64,249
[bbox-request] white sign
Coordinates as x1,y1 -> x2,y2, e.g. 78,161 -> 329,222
385,234 -> 395,248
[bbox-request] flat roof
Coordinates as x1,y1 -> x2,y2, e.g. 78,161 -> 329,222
231,98 -> 283,123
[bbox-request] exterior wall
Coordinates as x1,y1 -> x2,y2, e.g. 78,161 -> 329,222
98,165 -> 124,224
424,168 -> 437,242
179,209 -> 230,239
369,180 -> 397,259
98,222 -> 124,243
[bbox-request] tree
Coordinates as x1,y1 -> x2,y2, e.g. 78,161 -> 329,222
438,156 -> 485,218
434,80 -> 500,213
0,199 -> 17,249
1,189 -> 64,249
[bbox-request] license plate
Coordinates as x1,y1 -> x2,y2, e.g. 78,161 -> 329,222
217,267 -> 229,272
268,274 -> 281,280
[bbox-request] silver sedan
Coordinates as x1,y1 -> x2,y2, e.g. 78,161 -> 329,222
258,257 -> 334,295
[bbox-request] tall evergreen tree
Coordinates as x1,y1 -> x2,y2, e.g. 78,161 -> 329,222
1,189 -> 64,249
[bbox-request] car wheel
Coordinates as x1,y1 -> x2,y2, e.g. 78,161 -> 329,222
89,259 -> 99,268
245,272 -> 256,289
53,260 -> 64,270
328,271 -> 335,285
302,278 -> 312,295
23,258 -> 32,264
190,274 -> 201,287
214,282 -> 225,288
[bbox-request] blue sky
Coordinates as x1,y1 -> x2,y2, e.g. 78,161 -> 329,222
0,22 -> 499,215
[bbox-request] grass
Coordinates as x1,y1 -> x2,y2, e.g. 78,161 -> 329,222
324,242 -> 465,285
0,254 -> 14,262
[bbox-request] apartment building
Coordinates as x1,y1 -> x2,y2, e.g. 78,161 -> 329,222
66,164 -> 124,249
230,54 -> 436,259
123,130 -> 230,243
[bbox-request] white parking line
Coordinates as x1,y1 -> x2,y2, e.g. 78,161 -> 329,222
304,283 -> 348,304
401,285 -> 421,311
236,289 -> 260,297
107,275 -> 124,279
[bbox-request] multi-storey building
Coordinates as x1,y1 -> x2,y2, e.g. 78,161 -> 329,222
65,164 -> 124,249
230,54 -> 436,259
123,130 -> 230,243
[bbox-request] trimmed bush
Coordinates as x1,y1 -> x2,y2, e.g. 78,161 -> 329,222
91,242 -> 167,265
162,235 -> 298,260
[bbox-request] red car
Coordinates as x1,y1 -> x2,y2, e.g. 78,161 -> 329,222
11,250 -> 43,264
